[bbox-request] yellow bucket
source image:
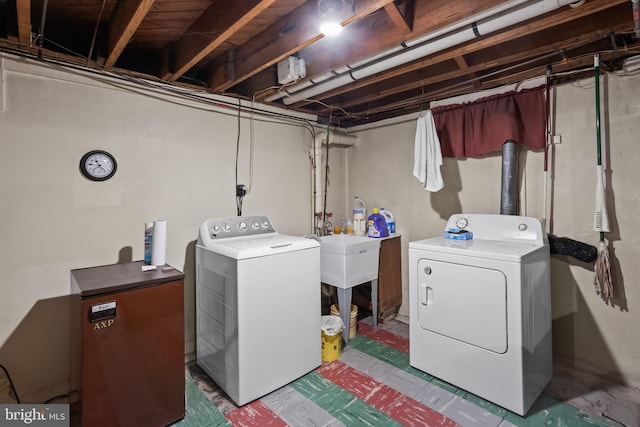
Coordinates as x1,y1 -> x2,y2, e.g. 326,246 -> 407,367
330,304 -> 358,339
321,315 -> 344,362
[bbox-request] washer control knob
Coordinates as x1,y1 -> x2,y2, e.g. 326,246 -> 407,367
223,224 -> 231,232
238,221 -> 247,231
212,225 -> 221,233
424,266 -> 432,275
252,222 -> 260,230
518,223 -> 528,231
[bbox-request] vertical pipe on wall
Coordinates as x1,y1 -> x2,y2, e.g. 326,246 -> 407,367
37,0 -> 49,60
632,0 -> 640,39
313,140 -> 325,235
501,140 -> 519,215
313,130 -> 357,235
0,57 -> 4,111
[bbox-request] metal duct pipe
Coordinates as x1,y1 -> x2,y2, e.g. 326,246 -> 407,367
500,140 -> 519,215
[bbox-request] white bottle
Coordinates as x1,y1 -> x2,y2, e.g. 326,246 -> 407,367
352,196 -> 367,236
380,208 -> 395,235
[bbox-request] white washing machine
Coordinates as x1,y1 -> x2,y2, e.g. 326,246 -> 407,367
196,215 -> 320,406
409,214 -> 552,416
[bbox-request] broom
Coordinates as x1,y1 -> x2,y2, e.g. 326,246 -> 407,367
593,54 -> 613,299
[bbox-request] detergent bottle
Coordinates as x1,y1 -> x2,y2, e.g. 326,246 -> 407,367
380,208 -> 395,235
352,196 -> 367,236
367,208 -> 389,238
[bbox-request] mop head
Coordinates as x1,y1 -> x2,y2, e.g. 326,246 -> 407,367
594,240 -> 613,299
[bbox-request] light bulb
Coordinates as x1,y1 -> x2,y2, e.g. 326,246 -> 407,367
318,0 -> 344,36
320,21 -> 342,36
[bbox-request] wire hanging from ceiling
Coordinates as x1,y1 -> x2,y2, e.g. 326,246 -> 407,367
36,0 -> 49,60
87,0 -> 108,64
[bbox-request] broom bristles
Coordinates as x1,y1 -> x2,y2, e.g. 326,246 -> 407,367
594,241 -> 613,299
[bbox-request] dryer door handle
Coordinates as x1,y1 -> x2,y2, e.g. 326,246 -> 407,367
420,283 -> 434,305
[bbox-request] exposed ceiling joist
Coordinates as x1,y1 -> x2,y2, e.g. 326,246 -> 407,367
316,26 -> 624,116
104,0 -> 156,67
288,0 -> 631,109
352,49 -> 619,123
207,0 -> 395,92
454,56 -> 482,90
253,0 -> 514,102
0,0 -> 636,128
165,0 -> 277,82
383,0 -> 414,35
15,0 -> 31,44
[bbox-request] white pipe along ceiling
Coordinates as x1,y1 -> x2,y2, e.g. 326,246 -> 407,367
266,0 -> 581,105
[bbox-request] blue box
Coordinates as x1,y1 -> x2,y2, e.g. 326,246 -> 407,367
443,228 -> 473,240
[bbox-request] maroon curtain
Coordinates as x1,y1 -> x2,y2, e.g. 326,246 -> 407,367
431,87 -> 545,158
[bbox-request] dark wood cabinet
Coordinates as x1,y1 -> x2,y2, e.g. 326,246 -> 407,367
352,235 -> 402,323
70,261 -> 185,427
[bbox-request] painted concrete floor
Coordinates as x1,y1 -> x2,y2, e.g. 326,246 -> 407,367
173,319 -> 624,427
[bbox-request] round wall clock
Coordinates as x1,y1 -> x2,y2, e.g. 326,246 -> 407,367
79,150 -> 117,181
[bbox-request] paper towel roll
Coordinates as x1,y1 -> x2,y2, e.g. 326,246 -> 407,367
151,220 -> 167,266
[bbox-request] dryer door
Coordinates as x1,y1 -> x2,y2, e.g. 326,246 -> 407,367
416,258 -> 507,353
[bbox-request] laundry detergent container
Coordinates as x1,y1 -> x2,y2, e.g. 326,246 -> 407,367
319,234 -> 380,288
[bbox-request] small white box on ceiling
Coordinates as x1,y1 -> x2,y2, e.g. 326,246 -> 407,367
277,56 -> 306,84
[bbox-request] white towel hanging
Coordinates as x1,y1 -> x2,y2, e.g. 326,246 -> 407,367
413,111 -> 444,192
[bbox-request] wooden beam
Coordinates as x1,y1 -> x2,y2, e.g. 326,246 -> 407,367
314,24 -> 628,114
104,0 -> 156,67
454,55 -> 481,89
0,36 -> 207,96
207,0 -> 394,92
383,0 -> 414,35
289,0 -> 630,107
356,51 -> 616,121
16,0 -> 32,44
166,0 -> 277,82
271,0 -> 508,98
5,0 -> 31,44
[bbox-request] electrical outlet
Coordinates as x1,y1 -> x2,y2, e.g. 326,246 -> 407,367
552,135 -> 562,144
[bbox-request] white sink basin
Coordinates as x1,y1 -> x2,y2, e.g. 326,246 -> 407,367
319,234 -> 381,289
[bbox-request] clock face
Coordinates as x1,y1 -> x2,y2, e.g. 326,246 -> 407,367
80,150 -> 117,181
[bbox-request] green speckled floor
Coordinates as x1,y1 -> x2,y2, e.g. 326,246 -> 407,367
174,319 -> 621,427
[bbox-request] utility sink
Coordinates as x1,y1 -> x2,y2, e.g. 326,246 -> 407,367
319,234 -> 381,289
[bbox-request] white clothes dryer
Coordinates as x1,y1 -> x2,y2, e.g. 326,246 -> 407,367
409,214 -> 552,416
196,216 -> 320,406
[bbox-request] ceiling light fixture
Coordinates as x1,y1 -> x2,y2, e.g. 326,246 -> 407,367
318,0 -> 344,37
